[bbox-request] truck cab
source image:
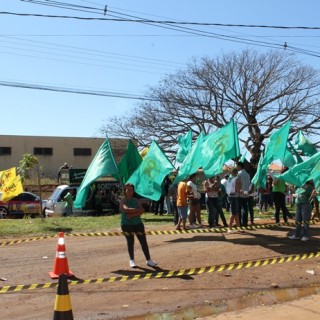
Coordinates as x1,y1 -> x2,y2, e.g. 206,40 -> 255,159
45,168 -> 122,217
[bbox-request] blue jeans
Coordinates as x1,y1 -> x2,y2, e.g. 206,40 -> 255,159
207,197 -> 218,227
238,197 -> 249,227
273,192 -> 291,222
294,202 -> 312,238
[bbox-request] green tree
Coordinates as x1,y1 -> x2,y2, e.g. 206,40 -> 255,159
18,154 -> 44,218
101,49 -> 320,168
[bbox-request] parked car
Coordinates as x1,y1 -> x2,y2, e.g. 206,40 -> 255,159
0,192 -> 47,218
45,182 -> 120,218
45,185 -> 79,218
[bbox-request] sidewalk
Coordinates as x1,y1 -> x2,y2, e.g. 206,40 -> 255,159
201,293 -> 320,320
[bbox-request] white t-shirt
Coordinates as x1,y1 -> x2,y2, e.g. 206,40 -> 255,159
221,178 -> 228,188
226,176 -> 238,196
187,181 -> 201,199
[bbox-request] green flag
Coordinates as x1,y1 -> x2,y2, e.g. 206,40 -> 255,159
277,151 -> 320,187
201,119 -> 240,177
282,146 -> 296,168
265,120 -> 291,163
288,140 -> 303,164
315,183 -> 320,202
173,132 -> 205,185
252,121 -> 291,188
74,138 -> 119,208
240,151 -> 247,163
294,130 -> 317,156
176,130 -> 192,163
127,141 -> 174,201
117,140 -> 142,185
251,149 -> 269,188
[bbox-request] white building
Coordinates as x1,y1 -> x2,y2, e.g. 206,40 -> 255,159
0,135 -> 128,179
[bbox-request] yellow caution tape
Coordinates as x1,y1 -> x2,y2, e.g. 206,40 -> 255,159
1,251 -> 319,294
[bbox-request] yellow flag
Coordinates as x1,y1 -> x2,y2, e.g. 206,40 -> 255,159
0,167 -> 17,191
1,175 -> 23,202
139,147 -> 149,159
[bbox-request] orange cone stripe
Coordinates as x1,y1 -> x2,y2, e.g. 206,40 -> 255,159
54,294 -> 72,312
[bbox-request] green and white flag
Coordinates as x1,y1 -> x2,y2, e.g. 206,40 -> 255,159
127,141 -> 174,201
252,121 -> 291,188
201,119 -> 240,177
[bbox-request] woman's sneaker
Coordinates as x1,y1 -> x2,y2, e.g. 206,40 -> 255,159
288,235 -> 299,240
146,260 -> 157,267
301,236 -> 309,241
129,260 -> 136,268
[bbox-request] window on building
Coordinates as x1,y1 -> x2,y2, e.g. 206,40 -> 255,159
0,147 -> 11,155
34,147 -> 53,156
74,148 -> 92,156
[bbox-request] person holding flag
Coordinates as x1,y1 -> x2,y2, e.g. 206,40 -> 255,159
119,183 -> 157,268
272,167 -> 292,223
289,180 -> 315,241
311,186 -> 319,221
187,173 -> 203,228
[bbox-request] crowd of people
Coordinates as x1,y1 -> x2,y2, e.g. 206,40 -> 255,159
57,158 -> 319,269
137,162 -> 320,237
61,160 -> 318,268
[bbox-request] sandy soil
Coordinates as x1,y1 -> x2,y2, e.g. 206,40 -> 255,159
0,219 -> 320,319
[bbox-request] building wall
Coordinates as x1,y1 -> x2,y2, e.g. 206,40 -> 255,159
0,135 -> 128,179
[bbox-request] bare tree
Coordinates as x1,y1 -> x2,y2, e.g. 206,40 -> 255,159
101,50 -> 320,167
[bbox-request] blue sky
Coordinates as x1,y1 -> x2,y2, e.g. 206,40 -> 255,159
1,0 -> 320,138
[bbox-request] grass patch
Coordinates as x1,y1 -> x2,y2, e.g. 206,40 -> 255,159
0,213 -> 176,238
0,208 -> 294,239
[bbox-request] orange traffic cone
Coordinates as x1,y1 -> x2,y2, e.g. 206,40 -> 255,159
49,232 -> 74,279
53,274 -> 74,320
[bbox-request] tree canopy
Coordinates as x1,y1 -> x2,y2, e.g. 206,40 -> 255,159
101,49 -> 320,167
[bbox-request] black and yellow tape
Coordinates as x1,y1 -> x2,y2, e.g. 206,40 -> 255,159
0,235 -> 57,247
0,220 -> 316,247
1,251 -> 319,294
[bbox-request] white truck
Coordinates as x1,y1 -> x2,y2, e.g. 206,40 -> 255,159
45,178 -> 121,218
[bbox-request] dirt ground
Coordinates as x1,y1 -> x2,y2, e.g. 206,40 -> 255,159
1,218 -> 320,320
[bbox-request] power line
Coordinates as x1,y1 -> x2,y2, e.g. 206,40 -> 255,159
14,1 -> 320,60
0,80 -> 157,101
5,10 -> 320,30
0,35 -> 185,74
2,11 -> 320,59
0,80 -> 316,116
